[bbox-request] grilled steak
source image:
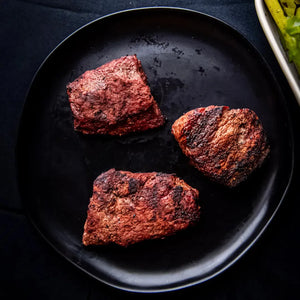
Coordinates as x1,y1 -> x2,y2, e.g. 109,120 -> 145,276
171,105 -> 270,187
82,169 -> 200,246
67,55 -> 165,135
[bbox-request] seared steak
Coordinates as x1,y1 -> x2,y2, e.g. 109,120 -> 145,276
171,105 -> 270,187
67,55 -> 164,135
82,169 -> 200,246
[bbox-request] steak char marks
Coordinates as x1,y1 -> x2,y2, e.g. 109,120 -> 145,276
67,55 -> 164,135
82,169 -> 200,247
172,105 -> 270,187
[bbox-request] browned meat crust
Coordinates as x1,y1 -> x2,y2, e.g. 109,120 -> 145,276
67,55 -> 165,135
82,169 -> 200,247
171,105 -> 270,187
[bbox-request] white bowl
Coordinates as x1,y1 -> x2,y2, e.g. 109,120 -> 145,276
255,0 -> 300,105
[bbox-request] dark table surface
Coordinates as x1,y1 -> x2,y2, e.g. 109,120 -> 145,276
1,0 -> 299,299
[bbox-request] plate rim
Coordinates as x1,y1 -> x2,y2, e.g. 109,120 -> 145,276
16,6 -> 295,293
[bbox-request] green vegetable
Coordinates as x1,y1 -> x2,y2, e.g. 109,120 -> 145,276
279,0 -> 299,17
286,16 -> 300,73
264,0 -> 300,74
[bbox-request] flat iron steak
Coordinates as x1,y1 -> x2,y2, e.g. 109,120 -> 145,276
171,105 -> 270,187
67,55 -> 164,135
82,169 -> 200,247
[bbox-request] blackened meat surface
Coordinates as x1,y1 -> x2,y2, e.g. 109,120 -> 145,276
82,169 -> 200,247
171,105 -> 270,187
67,55 -> 165,135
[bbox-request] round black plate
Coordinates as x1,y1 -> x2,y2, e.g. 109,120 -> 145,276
17,7 -> 294,292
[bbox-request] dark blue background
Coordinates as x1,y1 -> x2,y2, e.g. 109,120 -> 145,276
1,1 -> 299,299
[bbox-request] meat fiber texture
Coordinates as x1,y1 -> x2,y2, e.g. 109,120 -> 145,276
67,55 -> 165,135
82,169 -> 200,247
172,105 -> 270,187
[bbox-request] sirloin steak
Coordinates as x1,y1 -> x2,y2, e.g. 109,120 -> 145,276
171,105 -> 270,187
82,169 -> 200,247
67,55 -> 164,135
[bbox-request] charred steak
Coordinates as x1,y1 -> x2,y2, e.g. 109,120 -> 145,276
171,105 -> 270,187
67,55 -> 165,135
82,169 -> 200,247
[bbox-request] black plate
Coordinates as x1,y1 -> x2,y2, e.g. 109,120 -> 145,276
17,7 -> 294,292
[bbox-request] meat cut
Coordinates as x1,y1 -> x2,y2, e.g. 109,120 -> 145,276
172,106 -> 270,187
82,169 -> 200,247
171,105 -> 270,187
67,55 -> 165,135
